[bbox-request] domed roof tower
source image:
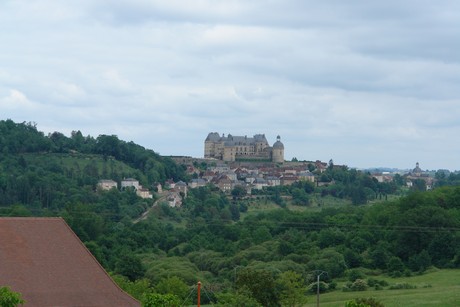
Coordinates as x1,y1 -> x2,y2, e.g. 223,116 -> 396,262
272,135 -> 284,163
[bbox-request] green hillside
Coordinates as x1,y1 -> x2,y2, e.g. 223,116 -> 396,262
1,119 -> 460,306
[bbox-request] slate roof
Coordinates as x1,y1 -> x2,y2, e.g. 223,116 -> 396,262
206,132 -> 270,146
0,217 -> 140,307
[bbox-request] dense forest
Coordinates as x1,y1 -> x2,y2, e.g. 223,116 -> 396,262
1,119 -> 460,306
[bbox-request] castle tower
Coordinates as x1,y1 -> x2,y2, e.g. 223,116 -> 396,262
204,132 -> 221,159
272,135 -> 284,163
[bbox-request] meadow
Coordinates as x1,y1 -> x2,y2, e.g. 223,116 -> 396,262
312,269 -> 460,307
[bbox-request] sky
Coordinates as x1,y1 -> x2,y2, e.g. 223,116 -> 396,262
1,0 -> 460,171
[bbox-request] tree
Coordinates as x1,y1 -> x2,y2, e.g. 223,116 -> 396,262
387,256 -> 405,277
231,186 -> 247,200
408,250 -> 431,272
291,188 -> 309,206
369,244 -> 390,270
277,271 -> 308,307
393,173 -> 404,186
229,203 -> 241,221
0,286 -> 25,307
115,253 -> 146,281
111,275 -> 152,300
411,179 -> 426,192
236,268 -> 279,307
155,276 -> 190,302
308,249 -> 346,278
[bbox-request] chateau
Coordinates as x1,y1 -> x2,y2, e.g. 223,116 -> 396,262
204,132 -> 284,163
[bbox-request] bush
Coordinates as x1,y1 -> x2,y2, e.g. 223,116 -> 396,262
351,279 -> 368,291
309,281 -> 329,294
388,283 -> 417,290
345,297 -> 385,307
0,286 -> 25,307
348,269 -> 366,282
142,293 -> 181,307
329,280 -> 338,290
367,279 -> 389,288
343,279 -> 368,292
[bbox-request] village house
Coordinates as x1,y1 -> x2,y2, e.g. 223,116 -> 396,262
298,170 -> 315,183
136,187 -> 153,199
245,175 -> 257,184
189,178 -> 207,189
254,178 -> 269,190
215,175 -> 233,192
97,179 -> 118,190
315,160 -> 328,173
281,174 -> 299,186
175,181 -> 188,197
265,176 -> 281,186
372,173 -> 394,183
156,183 -> 163,193
202,170 -> 216,182
167,191 -> 182,207
100,178 -> 152,199
165,179 -> 176,189
121,178 -> 141,190
210,163 -> 231,173
234,167 -> 249,180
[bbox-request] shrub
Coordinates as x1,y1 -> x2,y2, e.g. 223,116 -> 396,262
348,269 -> 366,282
388,283 -> 417,290
0,286 -> 25,307
343,279 -> 368,292
142,293 -> 181,307
345,297 -> 385,307
350,279 -> 368,291
367,278 -> 389,288
309,281 -> 329,294
329,280 -> 338,290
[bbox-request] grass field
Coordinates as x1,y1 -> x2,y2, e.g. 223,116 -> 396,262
308,269 -> 460,307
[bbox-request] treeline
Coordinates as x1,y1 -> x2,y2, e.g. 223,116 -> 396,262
0,119 -> 185,182
251,166 -> 400,207
317,164 -> 400,204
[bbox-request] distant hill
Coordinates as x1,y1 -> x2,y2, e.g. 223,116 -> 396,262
0,119 -> 186,216
0,119 -> 186,181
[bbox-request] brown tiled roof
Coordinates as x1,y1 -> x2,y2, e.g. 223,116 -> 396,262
0,217 -> 140,307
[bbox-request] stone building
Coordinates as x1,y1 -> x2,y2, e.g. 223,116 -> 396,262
97,179 -> 118,190
204,132 -> 284,163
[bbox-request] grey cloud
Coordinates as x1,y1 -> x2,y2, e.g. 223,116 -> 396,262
2,0 -> 460,169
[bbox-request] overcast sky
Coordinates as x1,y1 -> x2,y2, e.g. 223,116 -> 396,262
1,1 -> 460,170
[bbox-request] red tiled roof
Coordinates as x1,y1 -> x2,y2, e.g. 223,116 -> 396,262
0,218 -> 140,307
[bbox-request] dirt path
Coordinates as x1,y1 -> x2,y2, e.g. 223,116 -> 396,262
133,191 -> 168,223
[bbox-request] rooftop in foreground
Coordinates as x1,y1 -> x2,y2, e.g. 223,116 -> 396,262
0,217 -> 140,307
